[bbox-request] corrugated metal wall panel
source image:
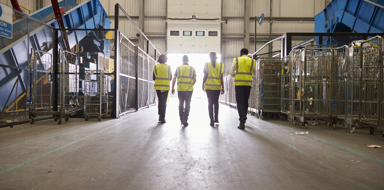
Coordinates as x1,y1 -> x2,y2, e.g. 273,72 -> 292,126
145,0 -> 166,16
223,18 -> 244,34
144,18 -> 166,33
148,38 -> 166,55
272,22 -> 314,33
273,0 -> 315,17
222,40 -> 244,57
0,0 -> 10,6
315,0 -> 326,15
250,0 -> 270,17
223,0 -> 244,17
102,0 -> 139,16
17,0 -> 37,12
110,17 -> 141,39
249,19 -> 270,33
123,17 -> 140,38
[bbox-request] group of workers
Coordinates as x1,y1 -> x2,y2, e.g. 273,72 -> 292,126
153,48 -> 255,129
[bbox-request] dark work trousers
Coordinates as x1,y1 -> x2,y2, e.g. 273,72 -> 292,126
235,86 -> 251,123
206,90 -> 220,121
156,90 -> 169,120
178,91 -> 193,122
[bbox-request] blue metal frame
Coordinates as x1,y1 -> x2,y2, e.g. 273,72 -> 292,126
315,0 -> 384,44
0,0 -> 110,113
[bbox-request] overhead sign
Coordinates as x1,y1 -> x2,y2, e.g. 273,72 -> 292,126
258,13 -> 264,25
0,3 -> 13,39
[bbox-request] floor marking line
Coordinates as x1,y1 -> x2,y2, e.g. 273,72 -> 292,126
0,113 -> 140,151
269,121 -> 384,166
0,114 -> 141,175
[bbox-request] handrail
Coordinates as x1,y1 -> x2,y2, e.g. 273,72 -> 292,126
9,6 -> 55,29
251,35 -> 285,56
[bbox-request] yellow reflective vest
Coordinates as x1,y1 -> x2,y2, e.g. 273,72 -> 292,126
153,63 -> 171,90
233,56 -> 255,86
204,61 -> 223,90
177,65 -> 195,91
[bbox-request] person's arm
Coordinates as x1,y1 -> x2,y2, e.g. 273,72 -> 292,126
220,74 -> 224,94
171,77 -> 177,95
193,68 -> 197,85
153,72 -> 156,81
168,66 -> 172,81
230,59 -> 236,77
202,73 -> 208,91
193,77 -> 197,85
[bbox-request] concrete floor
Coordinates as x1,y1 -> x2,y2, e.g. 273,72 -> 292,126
0,99 -> 383,190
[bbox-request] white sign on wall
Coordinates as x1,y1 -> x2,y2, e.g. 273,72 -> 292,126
0,3 -> 13,39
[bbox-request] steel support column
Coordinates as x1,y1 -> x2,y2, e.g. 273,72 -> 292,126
268,0 -> 273,56
52,29 -> 59,112
135,46 -> 139,111
139,0 -> 145,49
112,4 -> 120,118
244,0 -> 250,49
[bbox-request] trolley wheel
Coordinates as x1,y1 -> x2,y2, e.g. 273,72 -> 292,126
30,119 -> 34,124
332,123 -> 336,130
65,116 -> 69,122
85,116 -> 89,121
292,119 -> 296,125
98,117 -> 101,121
309,119 -> 317,126
369,127 -> 374,135
260,115 -> 264,120
10,125 -> 13,128
349,125 -> 355,133
58,119 -> 62,125
382,132 -> 384,138
54,116 -> 58,121
303,122 -> 308,129
102,115 -> 105,119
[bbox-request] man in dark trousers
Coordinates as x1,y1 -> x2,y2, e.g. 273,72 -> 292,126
202,52 -> 224,126
230,48 -> 256,129
153,54 -> 172,123
171,55 -> 196,127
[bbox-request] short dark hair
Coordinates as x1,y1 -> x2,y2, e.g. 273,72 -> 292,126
157,54 -> 167,63
182,55 -> 189,62
240,48 -> 249,55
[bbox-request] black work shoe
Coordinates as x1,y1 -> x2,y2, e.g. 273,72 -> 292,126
160,119 -> 166,124
210,120 -> 214,127
183,121 -> 189,127
237,122 -> 245,129
214,119 -> 219,123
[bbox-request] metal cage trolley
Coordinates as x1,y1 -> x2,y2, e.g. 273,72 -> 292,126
252,57 -> 282,120
29,49 -> 53,124
83,70 -> 109,121
356,36 -> 383,135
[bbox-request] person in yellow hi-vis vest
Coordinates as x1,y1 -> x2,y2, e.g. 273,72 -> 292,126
153,55 -> 172,124
171,55 -> 197,127
202,52 -> 224,127
230,48 -> 256,129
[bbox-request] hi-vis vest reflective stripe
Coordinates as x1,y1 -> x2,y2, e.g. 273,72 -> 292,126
177,65 -> 195,91
234,56 -> 255,86
204,62 -> 223,90
154,64 -> 171,90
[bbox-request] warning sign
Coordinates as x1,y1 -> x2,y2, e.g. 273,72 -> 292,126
0,3 -> 13,39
